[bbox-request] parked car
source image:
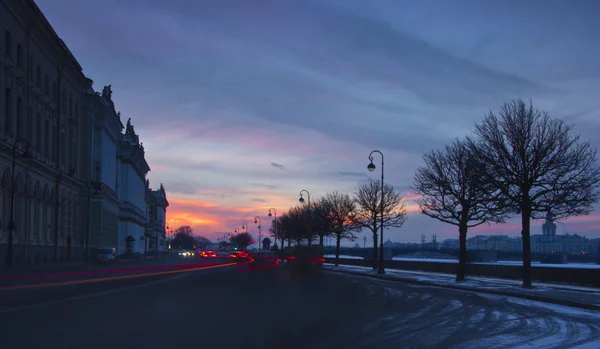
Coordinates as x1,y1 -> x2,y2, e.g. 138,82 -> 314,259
97,248 -> 116,263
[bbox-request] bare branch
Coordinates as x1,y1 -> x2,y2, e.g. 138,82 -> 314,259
353,178 -> 408,236
470,99 -> 600,287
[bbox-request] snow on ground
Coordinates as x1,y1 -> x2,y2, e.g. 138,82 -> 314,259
389,257 -> 600,269
329,263 -> 600,348
323,263 -> 600,294
328,255 -> 600,269
324,254 -> 363,259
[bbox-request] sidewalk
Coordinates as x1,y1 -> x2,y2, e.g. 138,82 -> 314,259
323,264 -> 600,311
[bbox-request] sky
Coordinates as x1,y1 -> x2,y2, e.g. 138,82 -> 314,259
35,0 -> 600,244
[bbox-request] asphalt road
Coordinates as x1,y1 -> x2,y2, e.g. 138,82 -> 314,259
1,259 -> 599,349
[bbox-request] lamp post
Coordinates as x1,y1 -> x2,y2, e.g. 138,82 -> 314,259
367,150 -> 385,274
5,139 -> 32,269
85,180 -> 98,263
163,225 -> 169,258
254,216 -> 262,250
299,190 -> 311,246
268,208 -> 277,250
241,223 -> 248,233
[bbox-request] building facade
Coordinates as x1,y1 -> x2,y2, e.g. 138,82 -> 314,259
116,119 -> 150,255
146,182 -> 168,256
81,83 -> 123,258
0,0 -> 88,265
0,0 -> 168,266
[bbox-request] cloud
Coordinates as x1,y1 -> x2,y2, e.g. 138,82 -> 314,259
337,172 -> 368,178
251,198 -> 267,203
35,0 -> 600,242
270,162 -> 286,171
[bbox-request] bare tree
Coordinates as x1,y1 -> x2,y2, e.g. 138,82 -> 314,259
230,232 -> 254,250
413,139 -> 507,282
311,198 -> 334,245
353,178 -> 407,269
470,99 -> 600,288
322,191 -> 359,266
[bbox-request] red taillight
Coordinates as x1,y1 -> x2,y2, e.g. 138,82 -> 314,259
285,256 -> 296,260
311,258 -> 325,263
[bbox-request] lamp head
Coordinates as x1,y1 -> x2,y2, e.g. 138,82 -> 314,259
367,162 -> 376,172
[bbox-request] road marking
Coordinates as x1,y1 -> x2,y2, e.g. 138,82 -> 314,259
0,263 -> 236,314
0,262 -> 236,292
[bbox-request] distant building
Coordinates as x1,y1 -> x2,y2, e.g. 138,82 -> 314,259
116,119 -> 150,254
441,239 -> 459,249
466,235 -> 522,252
530,211 -> 596,254
81,83 -> 123,257
146,182 -> 168,255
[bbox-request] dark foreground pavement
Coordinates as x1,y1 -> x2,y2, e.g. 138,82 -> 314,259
1,263 -> 599,349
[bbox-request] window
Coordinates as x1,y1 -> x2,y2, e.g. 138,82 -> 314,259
36,113 -> 42,152
16,43 -> 23,68
4,88 -> 12,133
28,106 -> 32,140
51,125 -> 56,161
62,88 -> 66,112
61,132 -> 66,167
16,97 -> 22,138
73,142 -> 77,174
69,129 -> 73,167
4,31 -> 11,58
44,74 -> 49,94
36,65 -> 41,87
44,119 -> 49,158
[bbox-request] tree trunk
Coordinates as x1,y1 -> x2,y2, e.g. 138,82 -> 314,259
521,206 -> 532,288
372,231 -> 378,270
335,233 -> 341,267
456,224 -> 468,282
319,234 -> 324,246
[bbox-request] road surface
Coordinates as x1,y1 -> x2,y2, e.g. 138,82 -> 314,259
1,259 -> 599,349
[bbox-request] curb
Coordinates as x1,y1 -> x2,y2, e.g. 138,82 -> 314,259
325,267 -> 600,311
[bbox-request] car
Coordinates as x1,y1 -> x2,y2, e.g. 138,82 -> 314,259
96,248 -> 117,263
199,250 -> 217,258
241,250 -> 280,271
282,245 -> 325,274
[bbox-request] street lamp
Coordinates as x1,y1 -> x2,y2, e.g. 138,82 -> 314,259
85,180 -> 99,263
268,208 -> 277,249
299,189 -> 312,246
241,223 -> 248,233
5,138 -> 32,269
298,190 -> 311,206
368,149 -> 385,275
254,216 -> 262,250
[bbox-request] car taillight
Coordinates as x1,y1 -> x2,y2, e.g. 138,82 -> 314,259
311,257 -> 325,263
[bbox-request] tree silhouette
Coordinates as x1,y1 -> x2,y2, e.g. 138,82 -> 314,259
470,99 -> 600,288
322,191 -> 359,266
172,226 -> 196,250
311,198 -> 335,246
353,178 -> 407,269
230,232 -> 254,250
413,139 -> 507,281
